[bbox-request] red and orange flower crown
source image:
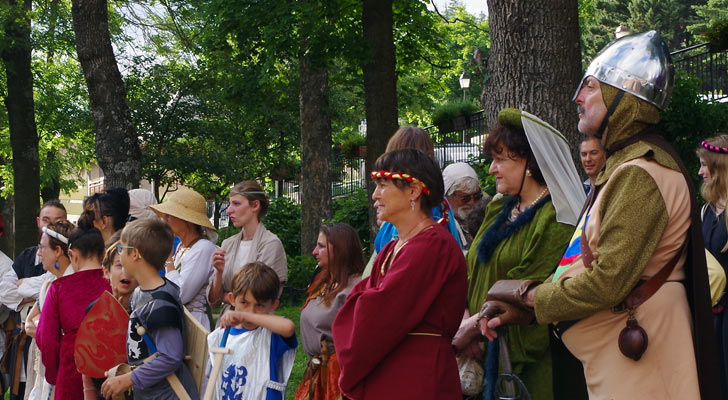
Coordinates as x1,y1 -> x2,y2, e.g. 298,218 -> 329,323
370,170 -> 451,225
370,170 -> 431,195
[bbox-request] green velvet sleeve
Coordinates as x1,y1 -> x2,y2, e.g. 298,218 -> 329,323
534,164 -> 669,324
466,199 -> 574,314
466,199 -> 574,371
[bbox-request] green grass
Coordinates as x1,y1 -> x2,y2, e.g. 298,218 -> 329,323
276,303 -> 307,400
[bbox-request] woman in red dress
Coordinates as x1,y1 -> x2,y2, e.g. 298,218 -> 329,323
332,148 -> 468,399
36,225 -> 111,399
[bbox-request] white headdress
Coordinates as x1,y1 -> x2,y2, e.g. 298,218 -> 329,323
519,111 -> 585,225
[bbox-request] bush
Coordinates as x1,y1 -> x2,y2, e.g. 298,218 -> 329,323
432,101 -> 480,127
264,196 -> 302,256
286,254 -> 318,289
659,72 -> 728,190
704,20 -> 728,52
468,153 -> 496,197
330,188 -> 371,256
340,135 -> 366,159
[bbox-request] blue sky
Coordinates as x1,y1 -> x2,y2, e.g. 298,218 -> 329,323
430,0 -> 488,17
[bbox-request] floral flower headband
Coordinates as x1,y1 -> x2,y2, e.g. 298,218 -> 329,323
701,140 -> 728,154
370,170 -> 431,195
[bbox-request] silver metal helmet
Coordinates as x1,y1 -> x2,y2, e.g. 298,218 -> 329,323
572,30 -> 674,110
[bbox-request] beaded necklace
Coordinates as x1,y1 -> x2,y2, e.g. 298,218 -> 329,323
510,187 -> 549,221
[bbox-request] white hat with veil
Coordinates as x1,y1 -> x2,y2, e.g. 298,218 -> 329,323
499,108 -> 586,226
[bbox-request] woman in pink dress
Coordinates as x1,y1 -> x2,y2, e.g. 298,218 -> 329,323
36,222 -> 111,399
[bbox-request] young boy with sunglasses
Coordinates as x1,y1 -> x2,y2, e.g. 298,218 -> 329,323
101,219 -> 198,399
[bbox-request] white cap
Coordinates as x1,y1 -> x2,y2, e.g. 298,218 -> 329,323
442,162 -> 478,195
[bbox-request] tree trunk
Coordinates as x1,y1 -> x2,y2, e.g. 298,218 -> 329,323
71,0 -> 141,189
40,151 -> 62,202
0,196 -> 15,257
2,0 -> 41,255
362,0 -> 399,248
299,56 -> 332,255
483,0 -> 582,153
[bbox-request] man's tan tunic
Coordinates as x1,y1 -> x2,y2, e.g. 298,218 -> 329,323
533,87 -> 701,399
554,158 -> 698,399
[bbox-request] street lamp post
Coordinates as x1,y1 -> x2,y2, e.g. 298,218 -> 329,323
459,72 -> 471,143
459,72 -> 470,102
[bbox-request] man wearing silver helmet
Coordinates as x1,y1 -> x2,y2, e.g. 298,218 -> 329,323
477,31 -> 721,399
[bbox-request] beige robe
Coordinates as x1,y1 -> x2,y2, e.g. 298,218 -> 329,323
555,158 -> 699,399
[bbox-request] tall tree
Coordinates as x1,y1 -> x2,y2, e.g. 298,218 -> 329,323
689,0 -> 728,35
483,0 -> 582,150
71,0 -> 141,189
1,0 -> 41,255
581,0 -> 703,59
299,55 -> 332,254
362,0 -> 398,243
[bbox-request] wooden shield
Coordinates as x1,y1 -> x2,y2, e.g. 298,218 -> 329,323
183,306 -> 209,394
74,291 -> 129,378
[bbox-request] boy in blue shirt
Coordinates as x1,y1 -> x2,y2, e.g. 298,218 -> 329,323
209,261 -> 297,399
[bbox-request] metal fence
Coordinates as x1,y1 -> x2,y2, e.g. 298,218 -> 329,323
270,111 -> 490,204
672,43 -> 728,101
427,109 -> 488,168
270,156 -> 366,205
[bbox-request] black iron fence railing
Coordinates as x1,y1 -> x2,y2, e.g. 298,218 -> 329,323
426,109 -> 488,168
265,157 -> 365,206
671,42 -> 728,100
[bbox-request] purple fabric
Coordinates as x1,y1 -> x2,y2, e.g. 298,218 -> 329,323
130,327 -> 185,389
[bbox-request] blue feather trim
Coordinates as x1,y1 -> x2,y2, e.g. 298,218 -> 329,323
477,195 -> 551,263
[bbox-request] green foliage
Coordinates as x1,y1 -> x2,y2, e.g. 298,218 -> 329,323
330,188 -> 371,254
689,0 -> 728,35
580,0 -> 702,61
659,72 -> 728,189
468,153 -> 496,196
340,135 -> 366,159
264,196 -> 302,257
432,100 -> 480,127
703,19 -> 728,52
285,254 -> 318,291
0,0 -> 95,199
396,3 -> 489,125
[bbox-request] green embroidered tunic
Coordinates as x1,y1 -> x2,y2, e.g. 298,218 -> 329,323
466,196 -> 574,399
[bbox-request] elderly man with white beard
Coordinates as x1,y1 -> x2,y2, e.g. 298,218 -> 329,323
443,162 -> 489,249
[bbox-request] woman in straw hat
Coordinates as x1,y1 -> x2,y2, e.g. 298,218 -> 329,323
151,187 -> 218,330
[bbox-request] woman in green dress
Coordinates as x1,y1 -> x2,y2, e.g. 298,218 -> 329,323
453,109 -> 585,399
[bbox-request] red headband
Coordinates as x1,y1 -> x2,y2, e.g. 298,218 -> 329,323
701,140 -> 728,154
370,170 -> 431,195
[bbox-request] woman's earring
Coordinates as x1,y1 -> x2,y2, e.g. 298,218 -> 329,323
54,260 -> 59,270
526,169 -> 532,177
410,200 -> 415,211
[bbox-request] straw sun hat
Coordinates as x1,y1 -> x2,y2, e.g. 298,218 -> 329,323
150,187 -> 216,230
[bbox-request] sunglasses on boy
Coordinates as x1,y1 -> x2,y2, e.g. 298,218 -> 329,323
116,244 -> 135,255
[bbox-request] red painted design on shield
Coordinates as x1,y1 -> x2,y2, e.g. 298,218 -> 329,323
74,291 -> 129,378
